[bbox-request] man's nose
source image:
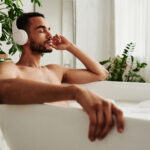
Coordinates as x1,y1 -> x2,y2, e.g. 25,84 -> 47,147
46,31 -> 53,39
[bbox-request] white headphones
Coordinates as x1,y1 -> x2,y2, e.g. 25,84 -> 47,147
12,19 -> 28,45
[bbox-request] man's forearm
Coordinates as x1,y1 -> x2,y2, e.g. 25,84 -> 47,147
67,43 -> 108,77
0,79 -> 77,104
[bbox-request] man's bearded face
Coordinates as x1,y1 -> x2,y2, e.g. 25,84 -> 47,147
30,38 -> 53,53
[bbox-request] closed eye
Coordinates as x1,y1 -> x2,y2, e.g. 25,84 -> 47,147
39,30 -> 44,33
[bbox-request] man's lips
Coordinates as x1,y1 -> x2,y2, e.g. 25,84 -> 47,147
45,40 -> 53,46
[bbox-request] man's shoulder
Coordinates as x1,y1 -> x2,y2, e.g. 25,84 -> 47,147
0,61 -> 17,69
0,61 -> 18,79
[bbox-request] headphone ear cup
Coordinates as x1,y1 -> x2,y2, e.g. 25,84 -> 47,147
13,29 -> 28,45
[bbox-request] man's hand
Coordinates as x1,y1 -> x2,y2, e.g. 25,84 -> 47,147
51,34 -> 72,50
74,85 -> 124,141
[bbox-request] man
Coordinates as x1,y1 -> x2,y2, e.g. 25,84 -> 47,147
0,12 -> 124,141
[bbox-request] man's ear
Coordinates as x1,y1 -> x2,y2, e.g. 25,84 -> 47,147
25,33 -> 31,45
24,38 -> 30,46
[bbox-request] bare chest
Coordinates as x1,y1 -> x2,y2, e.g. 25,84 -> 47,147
17,66 -> 62,84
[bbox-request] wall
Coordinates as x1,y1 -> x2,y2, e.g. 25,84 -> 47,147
75,0 -> 115,68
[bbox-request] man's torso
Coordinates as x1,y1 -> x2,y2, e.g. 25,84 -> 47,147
16,64 -> 62,84
0,62 -> 69,106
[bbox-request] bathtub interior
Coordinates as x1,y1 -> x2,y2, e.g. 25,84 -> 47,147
70,81 -> 150,119
0,81 -> 150,150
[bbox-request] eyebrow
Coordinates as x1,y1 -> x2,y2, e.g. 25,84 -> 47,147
35,25 -> 50,30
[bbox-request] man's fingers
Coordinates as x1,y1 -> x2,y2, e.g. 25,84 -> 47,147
98,102 -> 113,139
95,104 -> 104,138
112,104 -> 124,133
51,43 -> 57,49
53,34 -> 62,43
88,110 -> 97,141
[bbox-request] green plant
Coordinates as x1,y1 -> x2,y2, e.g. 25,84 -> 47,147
0,0 -> 41,58
100,43 -> 147,82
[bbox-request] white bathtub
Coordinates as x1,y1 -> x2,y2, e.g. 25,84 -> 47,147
0,81 -> 150,150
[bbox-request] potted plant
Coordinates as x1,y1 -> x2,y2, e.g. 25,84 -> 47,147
99,43 -> 147,83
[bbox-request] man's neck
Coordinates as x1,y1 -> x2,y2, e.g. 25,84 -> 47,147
16,48 -> 42,68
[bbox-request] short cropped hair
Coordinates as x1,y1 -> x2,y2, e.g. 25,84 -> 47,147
16,12 -> 45,32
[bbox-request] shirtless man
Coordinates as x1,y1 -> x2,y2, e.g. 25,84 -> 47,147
0,12 -> 124,141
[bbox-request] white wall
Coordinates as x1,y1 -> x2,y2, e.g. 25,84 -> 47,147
21,0 -> 34,12
75,0 -> 115,68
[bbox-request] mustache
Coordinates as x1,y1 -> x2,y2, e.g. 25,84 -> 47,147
44,38 -> 53,44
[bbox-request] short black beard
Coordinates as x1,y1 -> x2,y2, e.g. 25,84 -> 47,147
30,39 -> 53,53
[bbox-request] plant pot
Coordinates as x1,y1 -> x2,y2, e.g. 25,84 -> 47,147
0,54 -> 8,59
